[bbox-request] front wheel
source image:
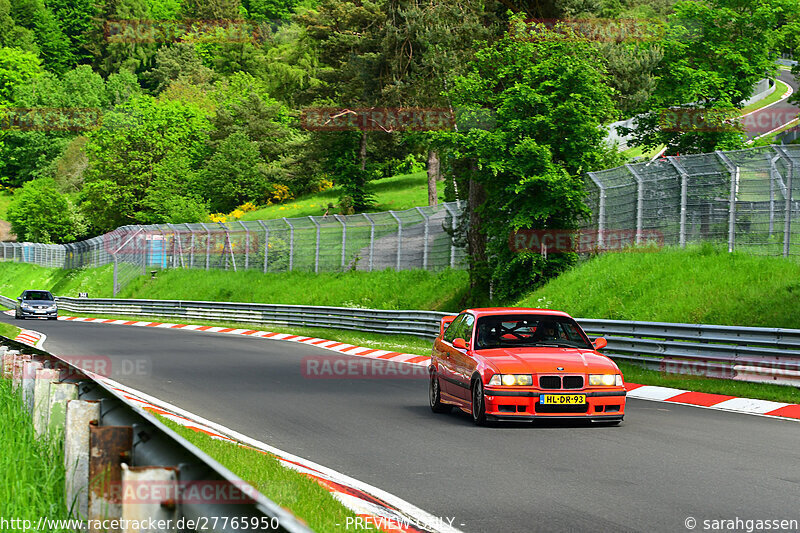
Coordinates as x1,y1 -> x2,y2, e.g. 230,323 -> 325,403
429,373 -> 451,413
471,380 -> 487,426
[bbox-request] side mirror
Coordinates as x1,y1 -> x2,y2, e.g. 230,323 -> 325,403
453,338 -> 468,350
593,337 -> 608,350
16,297 -> 22,302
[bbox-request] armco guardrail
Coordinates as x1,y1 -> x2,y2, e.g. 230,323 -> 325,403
0,335 -> 312,533
49,296 -> 800,386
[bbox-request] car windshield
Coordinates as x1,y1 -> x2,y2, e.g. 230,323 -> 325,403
24,291 -> 54,301
473,314 -> 592,350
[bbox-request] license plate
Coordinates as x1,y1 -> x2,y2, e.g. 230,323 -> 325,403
540,394 -> 586,405
34,310 -> 45,314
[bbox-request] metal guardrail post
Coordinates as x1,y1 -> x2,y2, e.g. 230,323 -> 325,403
285,218 -> 294,271
775,146 -> 795,257
587,172 -> 606,248
415,207 -> 430,269
625,164 -> 645,245
716,151 -> 738,253
308,216 -> 320,273
334,214 -> 346,270
362,213 -> 374,271
668,157 -> 690,248
389,211 -> 402,270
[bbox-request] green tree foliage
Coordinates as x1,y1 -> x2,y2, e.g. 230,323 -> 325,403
144,43 -> 214,93
242,0 -> 300,20
447,18 -> 618,300
203,73 -> 310,208
629,0 -> 786,154
87,0 -> 157,76
0,47 -> 42,105
81,97 -> 211,231
6,178 -> 86,242
201,131 -> 273,212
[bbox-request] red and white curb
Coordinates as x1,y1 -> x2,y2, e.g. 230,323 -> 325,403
626,384 -> 800,421
14,328 -> 46,349
86,374 -> 463,533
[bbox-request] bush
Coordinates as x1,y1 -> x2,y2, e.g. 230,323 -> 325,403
6,178 -> 86,243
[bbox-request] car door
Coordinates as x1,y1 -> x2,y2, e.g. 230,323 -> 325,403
438,313 -> 466,397
449,313 -> 476,401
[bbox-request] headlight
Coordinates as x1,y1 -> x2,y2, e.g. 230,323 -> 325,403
487,374 -> 533,386
21,303 -> 32,309
589,374 -> 623,386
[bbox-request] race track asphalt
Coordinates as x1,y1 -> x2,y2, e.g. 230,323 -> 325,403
3,315 -> 798,533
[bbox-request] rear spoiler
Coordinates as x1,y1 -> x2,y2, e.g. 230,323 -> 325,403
439,315 -> 457,336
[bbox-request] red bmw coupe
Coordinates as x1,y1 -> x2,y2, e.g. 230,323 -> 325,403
428,308 -> 626,425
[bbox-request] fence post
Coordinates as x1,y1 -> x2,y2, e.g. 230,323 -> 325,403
587,173 -> 606,249
257,220 -> 269,273
769,154 -> 781,237
443,203 -> 458,268
668,157 -> 690,247
415,207 -> 430,269
200,223 -> 211,270
285,218 -> 294,271
776,146 -> 794,257
185,223 -> 195,268
625,164 -> 645,245
240,221 -> 250,270
308,216 -> 320,273
716,151 -> 738,253
362,213 -> 374,272
334,214 -> 346,270
389,211 -> 402,270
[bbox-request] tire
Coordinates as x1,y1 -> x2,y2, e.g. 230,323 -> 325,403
429,373 -> 451,414
471,379 -> 487,426
49,316 -> 57,320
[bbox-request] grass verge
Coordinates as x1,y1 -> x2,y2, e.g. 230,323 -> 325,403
0,262 -> 467,312
515,245 -> 800,328
0,379 -> 74,529
740,79 -> 791,114
241,171 -> 443,221
0,321 -> 20,339
158,416 -> 358,532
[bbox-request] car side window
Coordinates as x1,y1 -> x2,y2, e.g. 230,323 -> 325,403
443,314 -> 466,344
462,314 -> 476,345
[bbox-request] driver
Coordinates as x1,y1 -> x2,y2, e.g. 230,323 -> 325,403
532,321 -> 559,342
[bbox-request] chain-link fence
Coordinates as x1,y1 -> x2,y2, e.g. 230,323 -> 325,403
3,144 -> 798,296
0,202 -> 467,294
585,145 -> 800,256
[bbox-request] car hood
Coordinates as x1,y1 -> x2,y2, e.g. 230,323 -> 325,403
477,348 -> 618,375
22,300 -> 56,305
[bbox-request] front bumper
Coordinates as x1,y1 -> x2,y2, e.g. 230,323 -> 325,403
483,387 -> 627,419
18,308 -> 58,318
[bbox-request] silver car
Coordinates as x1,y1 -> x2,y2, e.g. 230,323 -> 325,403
15,290 -> 58,320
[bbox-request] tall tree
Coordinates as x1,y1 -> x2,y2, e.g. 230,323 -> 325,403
447,18 -> 618,301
